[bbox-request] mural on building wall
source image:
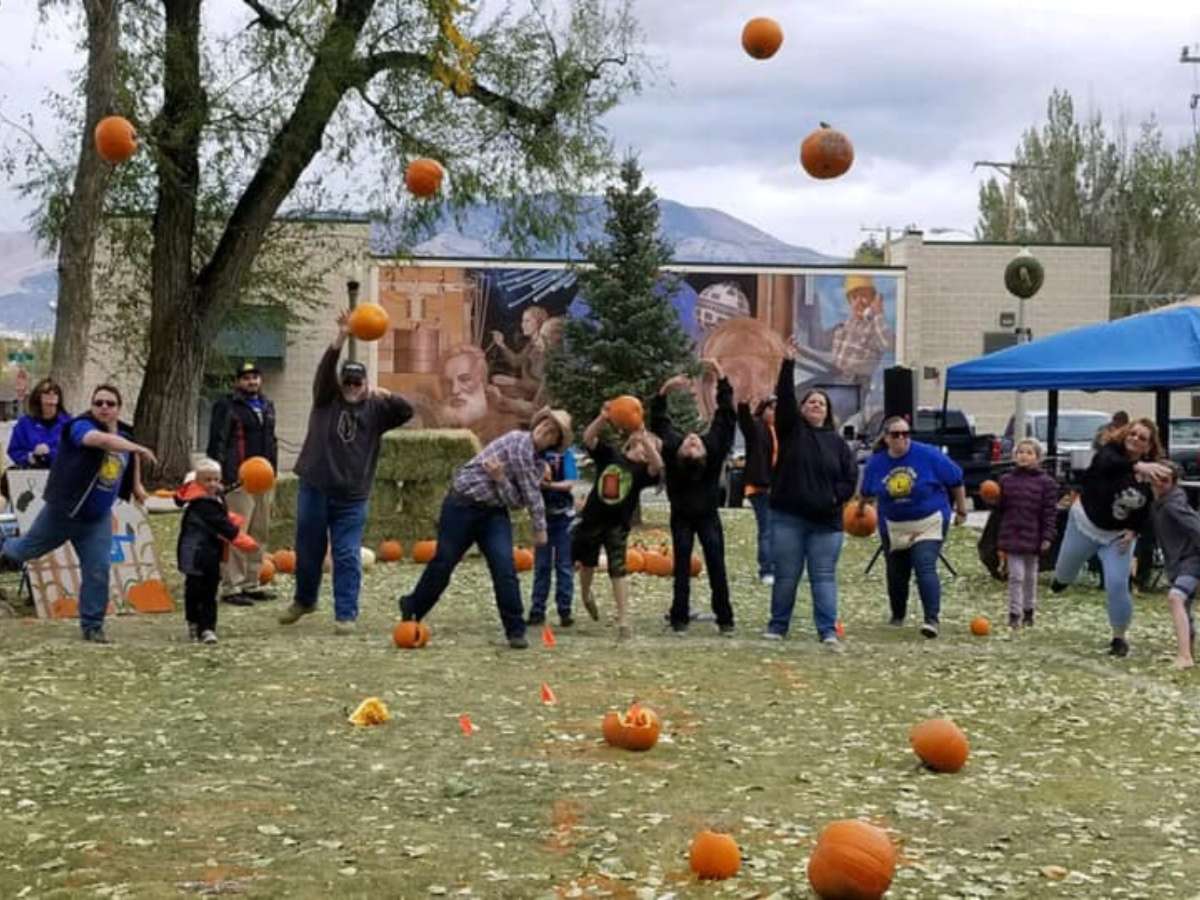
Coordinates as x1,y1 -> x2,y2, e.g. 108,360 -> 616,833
791,272 -> 900,429
376,264 -> 899,439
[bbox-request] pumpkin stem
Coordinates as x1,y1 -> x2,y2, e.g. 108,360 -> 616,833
819,121 -> 831,129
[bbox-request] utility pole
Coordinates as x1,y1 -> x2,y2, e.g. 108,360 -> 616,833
972,160 -> 1049,442
1183,44 -> 1200,130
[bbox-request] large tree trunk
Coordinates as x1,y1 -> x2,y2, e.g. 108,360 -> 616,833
52,0 -> 120,413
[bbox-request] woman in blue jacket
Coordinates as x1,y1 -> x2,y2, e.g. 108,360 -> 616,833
8,378 -> 70,469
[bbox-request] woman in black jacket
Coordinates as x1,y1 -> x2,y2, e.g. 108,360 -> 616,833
763,341 -> 858,649
737,397 -> 777,584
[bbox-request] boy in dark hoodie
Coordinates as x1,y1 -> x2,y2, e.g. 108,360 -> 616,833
175,458 -> 258,645
650,360 -> 736,635
1150,461 -> 1200,668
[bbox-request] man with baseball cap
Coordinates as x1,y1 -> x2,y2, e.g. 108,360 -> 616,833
206,359 -> 277,605
277,310 -> 414,634
398,406 -> 573,649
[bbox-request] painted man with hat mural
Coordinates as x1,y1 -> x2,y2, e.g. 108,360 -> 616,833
206,359 -> 278,605
398,406 -> 573,649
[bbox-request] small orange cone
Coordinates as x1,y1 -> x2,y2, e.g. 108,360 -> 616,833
540,682 -> 558,705
458,713 -> 476,736
541,624 -> 557,648
835,620 -> 846,638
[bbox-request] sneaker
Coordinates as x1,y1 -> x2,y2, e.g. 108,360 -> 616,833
200,629 -> 218,645
187,622 -> 200,643
558,614 -> 575,628
888,617 -> 905,627
617,624 -> 634,642
1008,613 -> 1021,630
245,590 -> 275,602
398,597 -> 416,621
221,593 -> 254,607
760,574 -> 775,586
821,635 -> 845,653
508,635 -> 529,650
278,603 -> 315,625
81,627 -> 111,644
760,630 -> 784,641
1050,579 -> 1068,594
1023,609 -> 1035,628
333,620 -> 356,636
718,623 -> 735,637
670,622 -> 689,635
920,621 -> 939,639
1108,636 -> 1129,658
582,594 -> 599,622
526,612 -> 546,626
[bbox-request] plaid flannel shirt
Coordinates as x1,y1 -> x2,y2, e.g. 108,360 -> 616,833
452,430 -> 547,533
832,313 -> 890,377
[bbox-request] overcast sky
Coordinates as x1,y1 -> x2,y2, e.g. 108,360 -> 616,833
1,1 -> 1198,257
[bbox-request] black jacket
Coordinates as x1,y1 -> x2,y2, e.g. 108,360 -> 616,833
1080,443 -> 1153,532
176,493 -> 239,577
650,377 -> 736,518
768,359 -> 858,529
43,414 -> 136,519
207,392 -> 278,484
737,405 -> 776,490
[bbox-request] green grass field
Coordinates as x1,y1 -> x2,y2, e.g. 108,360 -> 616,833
1,506 -> 1198,898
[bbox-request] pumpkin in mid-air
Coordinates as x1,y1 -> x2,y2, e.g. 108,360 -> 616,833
801,123 -> 854,180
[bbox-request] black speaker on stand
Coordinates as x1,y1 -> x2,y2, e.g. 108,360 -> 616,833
882,365 -> 916,425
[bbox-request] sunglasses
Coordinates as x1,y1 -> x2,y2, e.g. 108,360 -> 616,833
342,378 -> 364,387
92,398 -> 119,408
886,430 -> 911,438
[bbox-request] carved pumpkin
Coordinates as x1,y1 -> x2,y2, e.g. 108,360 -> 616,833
910,717 -> 970,773
689,555 -> 702,577
127,579 -> 173,613
689,830 -> 741,880
969,615 -> 991,636
393,620 -> 432,649
807,819 -> 896,900
348,303 -> 390,341
601,711 -> 625,747
643,551 -> 672,577
625,548 -> 645,574
842,503 -> 877,538
238,456 -> 276,495
619,703 -> 661,751
273,549 -> 297,574
513,547 -> 534,572
800,123 -> 855,180
740,17 -> 783,60
405,157 -> 445,198
348,696 -> 390,726
94,115 -> 137,164
607,395 -> 644,432
378,540 -> 404,562
979,479 -> 1001,504
258,558 -> 276,585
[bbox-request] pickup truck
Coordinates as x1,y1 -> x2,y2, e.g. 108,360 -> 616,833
858,408 -> 1001,508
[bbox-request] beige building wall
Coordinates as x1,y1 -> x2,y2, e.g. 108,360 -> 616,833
887,232 -> 1180,435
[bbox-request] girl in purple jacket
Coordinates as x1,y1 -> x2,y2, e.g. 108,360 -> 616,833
996,438 -> 1059,629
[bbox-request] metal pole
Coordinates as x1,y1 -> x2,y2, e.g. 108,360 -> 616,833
1013,294 -> 1027,442
346,279 -> 360,362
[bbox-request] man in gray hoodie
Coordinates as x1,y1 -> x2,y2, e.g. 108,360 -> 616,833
1150,461 -> 1200,669
278,310 -> 413,634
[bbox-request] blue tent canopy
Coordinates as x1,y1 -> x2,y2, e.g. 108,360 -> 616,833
946,307 -> 1200,392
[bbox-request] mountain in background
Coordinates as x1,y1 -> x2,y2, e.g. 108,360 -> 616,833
0,200 -> 840,336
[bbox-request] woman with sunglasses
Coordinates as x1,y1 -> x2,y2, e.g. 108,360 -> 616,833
761,341 -> 858,648
861,415 -> 968,638
1050,418 -> 1171,657
0,384 -> 155,643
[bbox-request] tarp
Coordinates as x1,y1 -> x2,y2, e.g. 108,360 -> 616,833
946,307 -> 1200,392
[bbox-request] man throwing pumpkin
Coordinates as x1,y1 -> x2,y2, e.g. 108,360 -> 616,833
277,310 -> 414,634
572,403 -> 663,641
398,407 -> 573,649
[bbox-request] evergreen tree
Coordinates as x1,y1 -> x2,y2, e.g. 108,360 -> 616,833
546,157 -> 700,433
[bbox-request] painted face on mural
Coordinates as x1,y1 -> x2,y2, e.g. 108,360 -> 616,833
441,350 -> 489,426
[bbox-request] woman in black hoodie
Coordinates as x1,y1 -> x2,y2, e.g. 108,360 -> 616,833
763,341 -> 858,648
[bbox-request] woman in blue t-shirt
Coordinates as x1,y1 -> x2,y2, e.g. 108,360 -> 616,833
7,378 -> 70,470
861,415 -> 968,638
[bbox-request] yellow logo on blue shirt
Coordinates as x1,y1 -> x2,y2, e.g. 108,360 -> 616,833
883,467 -> 916,499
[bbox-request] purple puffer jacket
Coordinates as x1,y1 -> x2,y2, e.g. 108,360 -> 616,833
996,466 -> 1058,554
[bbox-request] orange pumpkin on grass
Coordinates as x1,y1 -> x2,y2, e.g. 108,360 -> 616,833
689,555 -> 703,577
689,830 -> 741,880
392,620 -> 432,649
348,303 -> 389,341
625,548 -> 645,573
801,123 -> 855,180
969,615 -> 991,636
910,717 -> 970,773
94,115 -> 137,164
258,558 -> 276,585
411,540 -> 437,564
272,549 -> 297,574
378,540 -> 404,562
807,819 -> 896,900
601,702 -> 662,751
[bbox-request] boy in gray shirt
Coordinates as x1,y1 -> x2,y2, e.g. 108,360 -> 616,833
1150,461 -> 1200,669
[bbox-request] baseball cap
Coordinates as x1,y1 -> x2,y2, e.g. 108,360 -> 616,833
237,360 -> 262,377
340,361 -> 368,384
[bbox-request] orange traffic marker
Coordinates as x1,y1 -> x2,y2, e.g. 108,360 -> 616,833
541,624 -> 557,648
458,713 -> 476,736
540,682 -> 558,705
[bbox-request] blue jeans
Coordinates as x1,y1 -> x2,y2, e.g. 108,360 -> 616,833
748,492 -> 773,577
531,514 -> 573,619
767,510 -> 844,639
2,503 -> 113,632
881,520 -> 946,623
401,493 -> 526,639
293,481 -> 368,622
1053,509 -> 1135,631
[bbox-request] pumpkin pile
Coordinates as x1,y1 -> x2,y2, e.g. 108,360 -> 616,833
601,702 -> 661,752
910,717 -> 970,773
348,696 -> 390,727
807,819 -> 896,900
689,830 -> 741,880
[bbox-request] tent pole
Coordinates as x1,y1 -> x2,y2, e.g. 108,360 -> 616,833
1157,390 -> 1170,455
1047,391 -> 1058,460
